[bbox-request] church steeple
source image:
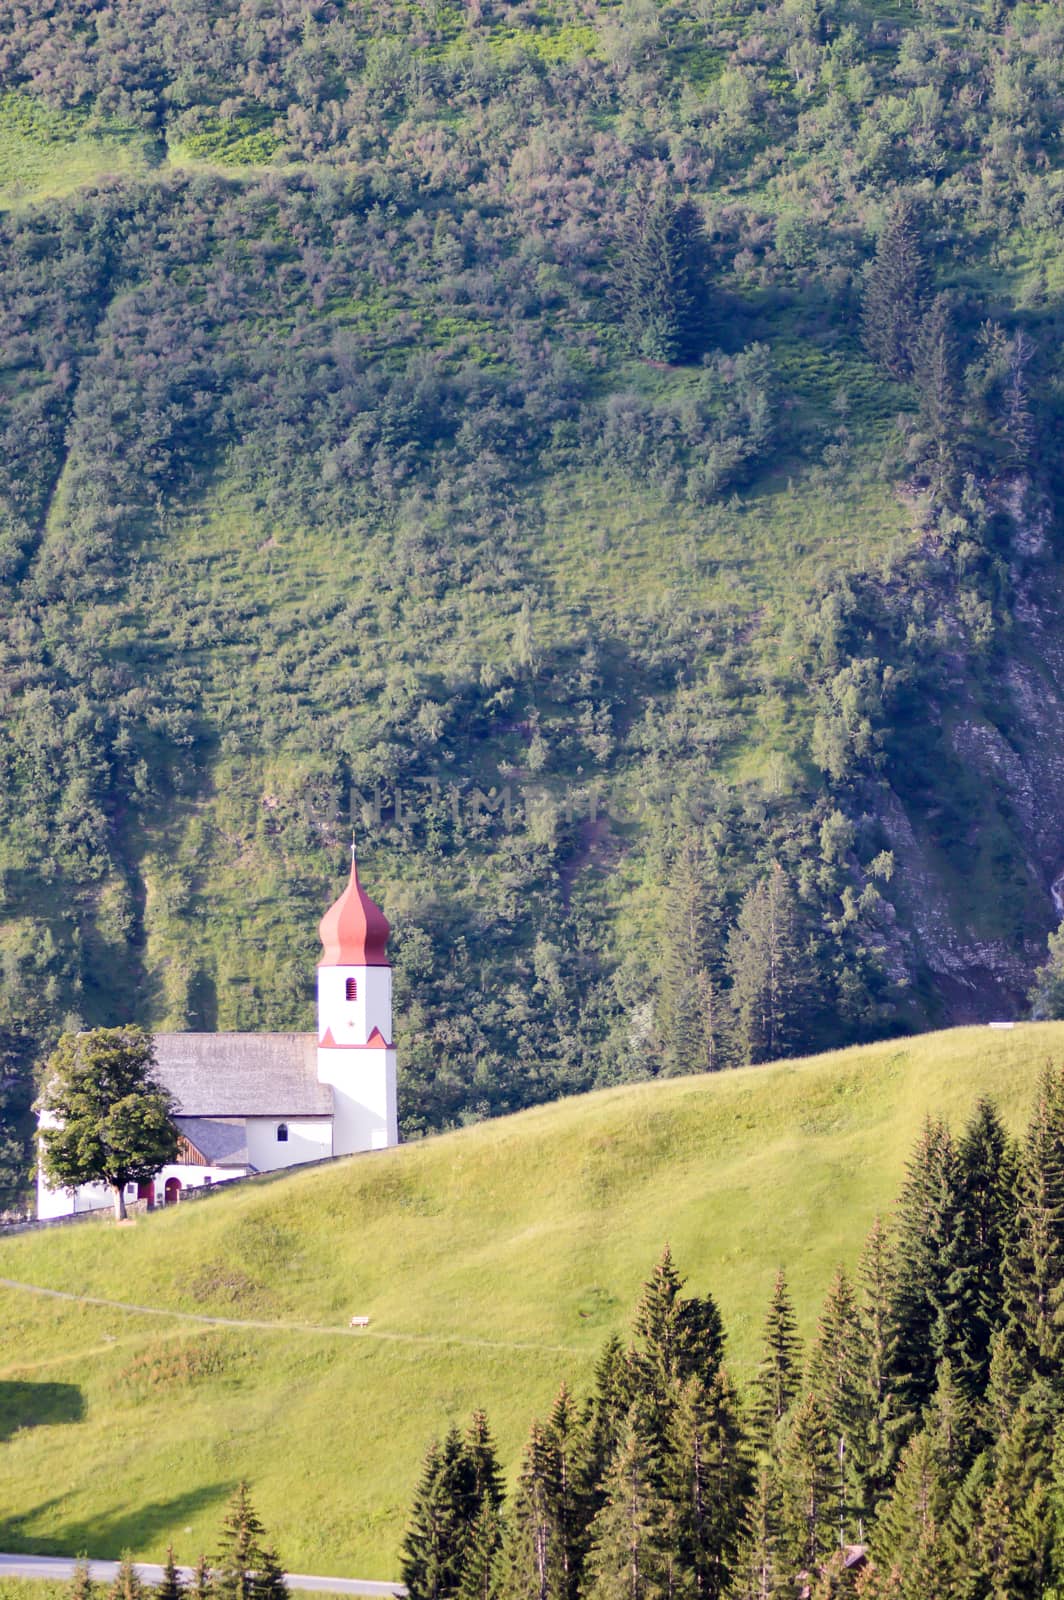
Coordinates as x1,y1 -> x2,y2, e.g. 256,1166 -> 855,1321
318,847 -> 390,967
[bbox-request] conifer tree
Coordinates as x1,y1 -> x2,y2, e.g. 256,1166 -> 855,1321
543,1383 -> 596,1600
808,1267 -> 868,1527
957,1380 -> 1056,1600
726,865 -> 809,1066
953,1098 -> 1016,1400
1004,1063 -> 1064,1380
666,1369 -> 753,1600
68,1557 -> 94,1600
776,1393 -> 840,1575
888,1117 -> 963,1421
158,1546 -> 184,1600
583,1335 -> 638,1495
214,1484 -> 269,1600
458,1508 -> 504,1600
749,1269 -> 802,1452
501,1421 -> 567,1600
861,198 -> 929,381
634,1246 -> 724,1403
252,1547 -> 288,1600
108,1556 -> 144,1600
467,1410 -> 506,1515
867,1431 -> 950,1600
402,1427 -> 485,1600
912,293 -> 963,498
731,1464 -> 782,1600
584,1408 -> 670,1600
190,1557 -> 212,1600
659,837 -> 727,1076
856,1217 -> 901,1503
618,186 -> 706,364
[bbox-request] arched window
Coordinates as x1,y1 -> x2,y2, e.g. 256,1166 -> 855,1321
345,977 -> 358,1001
277,1123 -> 289,1143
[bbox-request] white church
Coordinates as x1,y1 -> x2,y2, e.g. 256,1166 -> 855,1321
37,853 -> 399,1218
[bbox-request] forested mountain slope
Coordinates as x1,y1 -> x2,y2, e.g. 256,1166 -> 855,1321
2,0 -> 1064,1181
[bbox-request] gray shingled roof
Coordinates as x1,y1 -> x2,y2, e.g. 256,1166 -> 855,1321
175,1116 -> 252,1167
154,1033 -> 333,1116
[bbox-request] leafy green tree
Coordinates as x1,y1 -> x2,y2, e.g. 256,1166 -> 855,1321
36,1026 -> 178,1219
1028,928 -> 1064,1019
861,198 -> 929,380
749,1270 -> 802,1452
725,865 -> 809,1066
618,186 -> 706,364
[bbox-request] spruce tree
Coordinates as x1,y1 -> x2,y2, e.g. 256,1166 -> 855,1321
857,1217 -> 901,1504
659,837 -> 727,1076
618,186 -> 706,364
466,1410 -> 506,1515
953,1098 -> 1016,1400
749,1270 -> 802,1452
634,1246 -> 724,1402
402,1428 -> 484,1600
665,1369 -> 753,1600
543,1383 -> 596,1600
868,1431 -> 950,1599
1004,1063 -> 1064,1380
158,1546 -> 184,1600
912,293 -> 963,499
583,1335 -> 638,1495
252,1548 -> 287,1600
584,1408 -> 670,1600
214,1484 -> 269,1600
190,1557 -> 212,1600
725,865 -> 809,1066
69,1558 -> 94,1600
958,1380 -> 1056,1600
776,1392 -> 840,1576
807,1267 -> 868,1528
888,1117 -> 963,1421
108,1556 -> 144,1600
501,1421 -> 566,1600
458,1508 -> 504,1600
731,1464 -> 782,1600
861,198 -> 929,381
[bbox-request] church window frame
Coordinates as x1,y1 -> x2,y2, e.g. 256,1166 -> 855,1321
277,1122 -> 289,1143
346,977 -> 358,1001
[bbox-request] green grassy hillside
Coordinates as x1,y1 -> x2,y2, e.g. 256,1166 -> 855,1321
1,1024 -> 1059,1577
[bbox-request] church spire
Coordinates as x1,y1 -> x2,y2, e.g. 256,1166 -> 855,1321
318,852 -> 390,967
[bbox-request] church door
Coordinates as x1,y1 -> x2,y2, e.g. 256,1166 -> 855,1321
164,1177 -> 182,1206
137,1182 -> 155,1211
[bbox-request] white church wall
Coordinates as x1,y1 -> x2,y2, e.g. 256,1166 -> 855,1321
244,1116 -> 333,1171
37,1159 -> 242,1219
317,1046 -> 397,1155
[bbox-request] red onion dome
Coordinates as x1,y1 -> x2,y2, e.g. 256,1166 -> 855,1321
319,852 -> 390,967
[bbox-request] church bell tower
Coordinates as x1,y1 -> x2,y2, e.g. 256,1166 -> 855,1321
316,849 -> 398,1154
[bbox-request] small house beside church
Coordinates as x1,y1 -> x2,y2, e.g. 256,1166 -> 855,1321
37,853 -> 399,1218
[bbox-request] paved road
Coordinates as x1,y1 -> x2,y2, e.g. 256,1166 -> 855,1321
0,1553 -> 405,1596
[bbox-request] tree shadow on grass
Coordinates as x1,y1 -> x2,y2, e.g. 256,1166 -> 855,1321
0,1482 -> 231,1559
0,1381 -> 85,1442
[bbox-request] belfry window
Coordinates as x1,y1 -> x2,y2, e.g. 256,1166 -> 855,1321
346,977 -> 358,1001
277,1123 -> 289,1143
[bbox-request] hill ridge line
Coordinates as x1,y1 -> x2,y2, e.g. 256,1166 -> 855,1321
0,1276 -> 583,1356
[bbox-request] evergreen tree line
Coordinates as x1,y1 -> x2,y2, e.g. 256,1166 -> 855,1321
64,1484 -> 287,1600
402,1066 -> 1064,1599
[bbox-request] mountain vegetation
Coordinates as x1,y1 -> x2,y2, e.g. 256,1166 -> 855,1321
0,1023 -> 1059,1577
3,0 -> 1064,1194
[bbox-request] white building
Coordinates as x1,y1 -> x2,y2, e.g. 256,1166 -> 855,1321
37,853 -> 399,1219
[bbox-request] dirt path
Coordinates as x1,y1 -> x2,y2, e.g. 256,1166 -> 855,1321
0,1275 -> 581,1357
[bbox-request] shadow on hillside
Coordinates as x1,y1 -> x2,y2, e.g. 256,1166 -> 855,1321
0,1482 -> 230,1558
0,1381 -> 85,1441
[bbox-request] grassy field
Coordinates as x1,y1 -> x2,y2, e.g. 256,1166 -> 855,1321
1,1022 -> 1061,1578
